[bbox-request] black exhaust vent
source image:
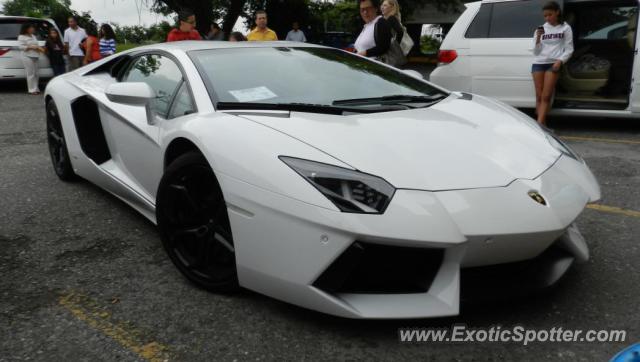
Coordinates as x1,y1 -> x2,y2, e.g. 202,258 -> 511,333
313,242 -> 444,294
71,96 -> 111,164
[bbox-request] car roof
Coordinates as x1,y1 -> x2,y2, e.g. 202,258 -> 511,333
0,15 -> 55,22
134,40 -> 327,53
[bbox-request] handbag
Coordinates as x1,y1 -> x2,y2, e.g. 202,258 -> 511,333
399,30 -> 414,56
380,28 -> 407,67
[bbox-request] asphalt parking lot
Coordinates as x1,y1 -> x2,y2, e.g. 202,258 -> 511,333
1,79 -> 639,362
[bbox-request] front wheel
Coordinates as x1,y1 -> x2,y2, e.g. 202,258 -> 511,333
156,151 -> 238,292
46,99 -> 77,181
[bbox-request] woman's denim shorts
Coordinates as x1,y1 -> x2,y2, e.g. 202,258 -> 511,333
531,63 -> 555,73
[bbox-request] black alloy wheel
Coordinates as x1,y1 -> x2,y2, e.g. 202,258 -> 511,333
156,151 -> 238,292
46,99 -> 77,181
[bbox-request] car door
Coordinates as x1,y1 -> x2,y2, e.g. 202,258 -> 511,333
467,0 -> 558,108
624,5 -> 640,112
99,53 -> 187,203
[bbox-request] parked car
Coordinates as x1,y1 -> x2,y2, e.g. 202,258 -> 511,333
430,0 -> 640,118
309,31 -> 355,52
44,41 -> 599,318
0,16 -> 60,80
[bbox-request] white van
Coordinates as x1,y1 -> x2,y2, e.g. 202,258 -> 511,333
0,16 -> 60,80
430,0 -> 640,118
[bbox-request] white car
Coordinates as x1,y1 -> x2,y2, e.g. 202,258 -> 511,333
0,16 -> 59,80
44,41 -> 600,319
430,0 -> 640,118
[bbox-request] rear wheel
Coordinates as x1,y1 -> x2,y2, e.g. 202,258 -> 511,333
46,99 -> 77,181
156,151 -> 238,292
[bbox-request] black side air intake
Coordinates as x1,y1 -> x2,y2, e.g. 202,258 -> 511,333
71,96 -> 111,164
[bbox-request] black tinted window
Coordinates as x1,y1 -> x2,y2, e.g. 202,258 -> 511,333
466,1 -> 547,39
490,0 -> 546,38
0,19 -> 52,40
466,4 -> 492,38
577,6 -> 636,40
124,54 -> 183,117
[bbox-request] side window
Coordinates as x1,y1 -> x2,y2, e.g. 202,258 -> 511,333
466,1 -> 547,39
466,4 -> 492,38
123,54 -> 183,118
489,0 -> 546,38
577,6 -> 637,40
168,83 -> 196,119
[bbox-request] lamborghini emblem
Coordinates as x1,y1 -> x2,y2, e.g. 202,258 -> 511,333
528,191 -> 547,206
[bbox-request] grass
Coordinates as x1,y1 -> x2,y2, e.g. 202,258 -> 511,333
115,43 -> 142,52
115,41 -> 162,53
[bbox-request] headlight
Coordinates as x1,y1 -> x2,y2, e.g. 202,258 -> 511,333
280,157 -> 395,214
546,131 -> 581,161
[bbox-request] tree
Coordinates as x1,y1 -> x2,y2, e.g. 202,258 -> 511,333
150,0 -> 461,39
1,0 -> 96,32
112,21 -> 172,44
150,0 -> 216,36
150,0 -> 259,37
113,25 -> 148,44
146,21 -> 173,42
308,1 -> 360,34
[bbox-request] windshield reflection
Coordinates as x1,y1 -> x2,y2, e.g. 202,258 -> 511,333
189,47 -> 445,107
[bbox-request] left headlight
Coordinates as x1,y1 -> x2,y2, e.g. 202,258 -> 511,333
280,156 -> 395,214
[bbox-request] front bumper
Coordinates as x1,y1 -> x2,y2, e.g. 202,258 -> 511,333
218,155 -> 599,318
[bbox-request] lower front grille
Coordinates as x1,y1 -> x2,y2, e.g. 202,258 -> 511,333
313,242 -> 444,294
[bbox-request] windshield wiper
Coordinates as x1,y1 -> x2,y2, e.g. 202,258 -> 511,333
332,94 -> 447,106
216,102 -> 407,115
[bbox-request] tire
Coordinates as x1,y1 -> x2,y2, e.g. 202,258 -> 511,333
46,99 -> 77,181
156,151 -> 239,292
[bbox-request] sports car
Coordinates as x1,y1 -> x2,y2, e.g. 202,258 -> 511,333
44,41 -> 600,319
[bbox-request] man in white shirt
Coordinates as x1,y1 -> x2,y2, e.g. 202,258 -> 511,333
285,22 -> 307,43
63,16 -> 87,71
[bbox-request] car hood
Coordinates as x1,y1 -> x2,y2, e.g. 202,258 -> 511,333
237,95 -> 561,191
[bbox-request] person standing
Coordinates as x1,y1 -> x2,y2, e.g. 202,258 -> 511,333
285,21 -> 307,42
247,11 -> 278,41
99,24 -> 117,57
18,23 -> 44,94
82,26 -> 101,65
166,10 -> 202,42
63,16 -> 87,71
381,0 -> 403,45
354,0 -> 392,58
532,1 -> 573,126
229,32 -> 247,42
45,28 -> 66,77
207,23 -> 224,40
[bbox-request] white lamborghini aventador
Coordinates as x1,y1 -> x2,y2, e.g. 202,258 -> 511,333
44,41 -> 600,319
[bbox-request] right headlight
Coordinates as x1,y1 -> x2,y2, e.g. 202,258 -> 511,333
280,156 -> 395,214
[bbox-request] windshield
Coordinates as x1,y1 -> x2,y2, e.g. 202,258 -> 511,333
0,19 -> 52,40
189,47 -> 446,107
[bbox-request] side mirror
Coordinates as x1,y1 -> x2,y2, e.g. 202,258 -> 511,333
105,82 -> 157,125
402,69 -> 424,80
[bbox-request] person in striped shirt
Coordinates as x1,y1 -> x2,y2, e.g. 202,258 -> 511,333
99,24 -> 117,57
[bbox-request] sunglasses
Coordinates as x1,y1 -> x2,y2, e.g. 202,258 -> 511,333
360,6 -> 375,12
